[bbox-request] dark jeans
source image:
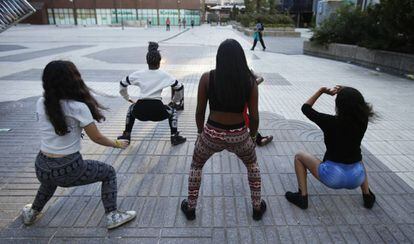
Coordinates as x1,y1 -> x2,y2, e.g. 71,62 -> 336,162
124,99 -> 178,135
32,152 -> 117,213
252,32 -> 266,50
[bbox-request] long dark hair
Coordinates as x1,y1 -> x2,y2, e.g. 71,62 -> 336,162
42,60 -> 106,135
335,87 -> 375,125
214,39 -> 254,107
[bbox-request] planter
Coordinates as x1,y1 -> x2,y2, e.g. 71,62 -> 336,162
234,23 -> 300,38
303,41 -> 414,75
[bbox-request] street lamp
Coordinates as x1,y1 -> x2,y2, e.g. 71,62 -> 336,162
69,0 -> 77,25
177,0 -> 181,23
120,0 -> 124,30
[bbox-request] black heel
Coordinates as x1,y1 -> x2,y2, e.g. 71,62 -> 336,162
253,200 -> 267,221
181,199 -> 196,220
363,189 -> 376,209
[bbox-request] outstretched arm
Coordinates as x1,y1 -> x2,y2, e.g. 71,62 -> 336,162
84,123 -> 128,149
196,72 -> 209,134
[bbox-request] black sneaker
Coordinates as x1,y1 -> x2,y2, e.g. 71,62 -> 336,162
181,199 -> 196,220
285,191 -> 308,209
117,131 -> 131,142
252,200 -> 267,221
171,132 -> 186,146
363,189 -> 376,209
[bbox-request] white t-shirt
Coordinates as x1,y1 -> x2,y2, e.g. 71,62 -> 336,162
36,97 -> 94,155
119,69 -> 181,101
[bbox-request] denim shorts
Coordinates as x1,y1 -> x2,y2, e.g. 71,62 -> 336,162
318,160 -> 366,189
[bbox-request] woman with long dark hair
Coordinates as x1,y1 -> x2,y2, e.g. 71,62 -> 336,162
21,61 -> 136,229
285,86 -> 376,209
181,39 -> 266,221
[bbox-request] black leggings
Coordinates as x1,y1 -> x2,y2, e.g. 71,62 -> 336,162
125,99 -> 178,135
252,32 -> 266,50
32,152 -> 117,213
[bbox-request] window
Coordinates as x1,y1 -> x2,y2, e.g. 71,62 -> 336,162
138,9 -> 158,25
53,8 -> 75,25
182,9 -> 200,25
159,9 -> 179,26
116,9 -> 137,23
76,9 -> 96,25
96,9 -> 112,25
47,9 -> 54,24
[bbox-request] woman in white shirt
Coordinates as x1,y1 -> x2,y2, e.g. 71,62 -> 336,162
117,42 -> 186,145
21,60 -> 136,230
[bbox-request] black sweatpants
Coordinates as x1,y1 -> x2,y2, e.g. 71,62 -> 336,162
125,99 -> 177,135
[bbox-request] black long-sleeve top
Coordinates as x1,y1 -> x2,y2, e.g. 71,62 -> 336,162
301,104 -> 368,164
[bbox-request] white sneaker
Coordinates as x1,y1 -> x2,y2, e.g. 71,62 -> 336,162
21,204 -> 41,226
106,210 -> 136,229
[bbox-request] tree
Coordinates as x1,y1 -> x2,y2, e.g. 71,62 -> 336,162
268,0 -> 277,14
244,0 -> 255,13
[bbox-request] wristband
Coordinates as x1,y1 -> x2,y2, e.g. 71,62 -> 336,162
114,139 -> 122,148
250,132 -> 258,141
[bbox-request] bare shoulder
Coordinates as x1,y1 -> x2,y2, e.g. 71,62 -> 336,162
199,71 -> 210,87
200,71 -> 210,82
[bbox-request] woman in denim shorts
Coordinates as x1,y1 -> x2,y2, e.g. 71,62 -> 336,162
285,86 -> 376,210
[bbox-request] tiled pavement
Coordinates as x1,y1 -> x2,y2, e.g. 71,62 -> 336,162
0,25 -> 413,243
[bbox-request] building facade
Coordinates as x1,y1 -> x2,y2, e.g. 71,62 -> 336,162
24,0 -> 201,26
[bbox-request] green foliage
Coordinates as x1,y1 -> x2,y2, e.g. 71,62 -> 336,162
237,13 -> 294,27
311,0 -> 414,54
244,0 -> 255,13
268,0 -> 277,14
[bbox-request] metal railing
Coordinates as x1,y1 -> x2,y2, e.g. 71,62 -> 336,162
0,0 -> 35,33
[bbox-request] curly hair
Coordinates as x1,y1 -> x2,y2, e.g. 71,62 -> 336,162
146,41 -> 161,67
42,60 -> 106,135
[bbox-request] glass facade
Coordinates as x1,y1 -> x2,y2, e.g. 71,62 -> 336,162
116,9 -> 137,22
77,9 -> 96,25
52,8 -> 75,25
96,9 -> 113,25
47,8 -> 54,24
137,9 -> 158,25
47,8 -> 199,26
182,9 -> 200,25
159,9 -> 179,26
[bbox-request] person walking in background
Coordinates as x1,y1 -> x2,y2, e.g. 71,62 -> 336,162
21,61 -> 136,229
251,19 -> 266,51
148,18 -> 152,28
166,17 -> 170,31
285,86 -> 376,210
181,39 -> 266,221
178,18 -> 182,30
191,19 -> 194,28
182,18 -> 186,28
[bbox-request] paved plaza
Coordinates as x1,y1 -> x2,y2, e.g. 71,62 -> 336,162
0,25 -> 413,243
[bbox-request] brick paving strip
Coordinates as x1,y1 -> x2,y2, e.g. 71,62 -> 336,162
0,25 -> 413,243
